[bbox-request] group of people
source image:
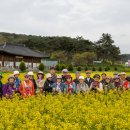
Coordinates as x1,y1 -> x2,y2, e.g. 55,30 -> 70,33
0,67 -> 130,99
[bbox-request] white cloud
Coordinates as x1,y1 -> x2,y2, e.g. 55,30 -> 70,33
0,0 -> 130,53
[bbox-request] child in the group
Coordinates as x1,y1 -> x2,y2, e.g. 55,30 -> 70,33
36,71 -> 45,94
103,76 -> 115,94
0,72 -> 3,99
124,76 -> 130,91
28,71 -> 37,93
49,67 -> 57,83
52,75 -> 65,94
19,74 -> 34,98
73,71 -> 80,86
13,71 -> 21,92
64,75 -> 76,94
62,69 -> 69,83
90,74 -> 103,92
2,75 -> 16,99
76,76 -> 89,94
43,73 -> 53,95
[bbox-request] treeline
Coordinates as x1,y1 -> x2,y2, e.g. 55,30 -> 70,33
0,32 -> 120,65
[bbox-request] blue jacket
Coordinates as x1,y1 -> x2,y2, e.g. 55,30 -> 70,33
52,82 -> 66,93
15,78 -> 21,89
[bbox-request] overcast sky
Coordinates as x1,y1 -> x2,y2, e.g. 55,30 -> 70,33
0,0 -> 129,54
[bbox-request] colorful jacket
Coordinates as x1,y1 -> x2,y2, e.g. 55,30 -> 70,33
15,78 -> 21,90
64,81 -> 76,94
76,83 -> 89,94
2,83 -> 16,96
52,82 -> 66,93
124,81 -> 130,90
19,80 -> 34,97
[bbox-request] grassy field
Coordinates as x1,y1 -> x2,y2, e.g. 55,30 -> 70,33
1,71 -> 130,84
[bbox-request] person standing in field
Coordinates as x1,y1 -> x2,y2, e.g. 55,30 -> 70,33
2,75 -> 16,99
0,72 -> 3,99
85,70 -> 94,88
101,73 -> 107,86
124,76 -> 130,91
73,71 -> 81,86
36,71 -> 45,94
52,75 -> 65,94
49,67 -> 57,83
62,69 -> 69,83
120,72 -> 127,84
90,74 -> 103,92
76,76 -> 89,94
64,75 -> 76,94
28,71 -> 37,94
43,73 -> 53,95
19,74 -> 34,98
13,71 -> 21,92
103,76 -> 115,94
113,76 -> 123,94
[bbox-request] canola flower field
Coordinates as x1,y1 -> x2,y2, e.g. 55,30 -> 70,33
0,72 -> 130,130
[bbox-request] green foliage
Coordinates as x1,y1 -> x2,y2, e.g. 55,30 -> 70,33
67,64 -> 74,71
84,66 -> 88,71
77,66 -> 82,71
19,61 -> 26,72
92,67 -> 96,71
73,52 -> 97,66
60,64 -> 66,71
55,64 -> 61,71
104,67 -> 108,71
38,63 -> 44,71
98,67 -> 102,71
114,67 -> 118,71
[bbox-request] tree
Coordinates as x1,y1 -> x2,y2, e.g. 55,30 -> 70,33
50,51 -> 67,64
77,66 -> 82,71
73,52 -> 97,66
19,61 -> 26,72
67,64 -> 74,71
95,33 -> 120,64
38,63 -> 44,71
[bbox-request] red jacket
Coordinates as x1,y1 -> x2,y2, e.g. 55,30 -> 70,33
124,81 -> 130,90
19,80 -> 34,97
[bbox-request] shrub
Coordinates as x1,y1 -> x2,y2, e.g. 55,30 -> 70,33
67,64 -> 74,71
92,67 -> 96,71
60,64 -> 66,71
114,67 -> 118,71
19,61 -> 26,72
84,66 -> 88,71
38,63 -> 44,71
55,64 -> 61,71
98,67 -> 102,71
105,67 -> 108,71
77,66 -> 82,71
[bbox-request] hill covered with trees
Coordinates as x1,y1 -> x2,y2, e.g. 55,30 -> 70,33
0,32 -> 121,65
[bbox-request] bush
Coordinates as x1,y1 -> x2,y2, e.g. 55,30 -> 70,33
77,66 -> 82,71
67,64 -> 74,71
107,66 -> 110,71
19,61 -> 26,72
98,67 -> 102,71
84,66 -> 88,71
114,67 -> 118,71
38,63 -> 44,71
105,67 -> 108,71
60,64 -> 66,71
92,67 -> 96,71
55,64 -> 61,71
